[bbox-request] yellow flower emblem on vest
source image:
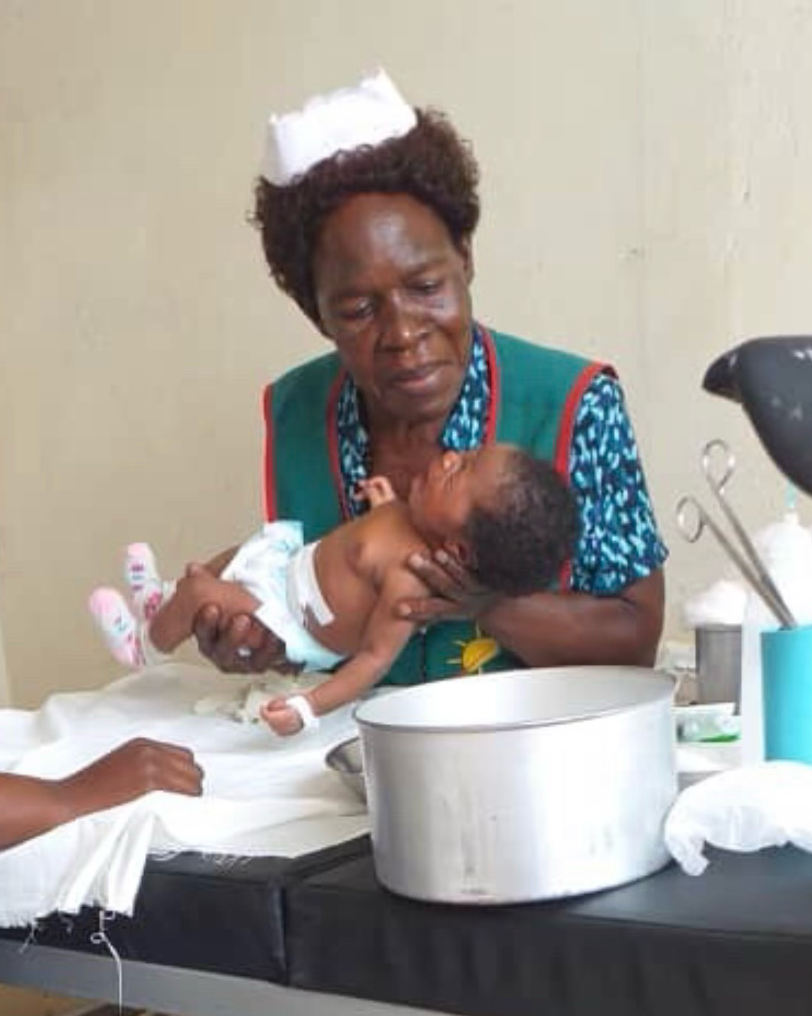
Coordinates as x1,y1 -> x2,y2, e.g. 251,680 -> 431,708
448,627 -> 501,675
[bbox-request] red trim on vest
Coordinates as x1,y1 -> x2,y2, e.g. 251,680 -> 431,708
262,384 -> 276,522
326,367 -> 350,519
480,325 -> 500,443
553,360 -> 614,588
553,362 -> 614,477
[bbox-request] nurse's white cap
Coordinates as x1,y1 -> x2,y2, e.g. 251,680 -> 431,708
260,68 -> 417,186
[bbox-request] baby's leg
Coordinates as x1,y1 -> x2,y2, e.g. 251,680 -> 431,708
149,572 -> 262,654
89,588 -> 148,667
125,543 -> 175,621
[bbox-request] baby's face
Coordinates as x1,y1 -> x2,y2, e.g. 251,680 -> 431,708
407,444 -> 512,548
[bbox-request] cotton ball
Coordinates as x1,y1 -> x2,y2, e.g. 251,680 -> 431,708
682,579 -> 748,629
753,511 -> 812,625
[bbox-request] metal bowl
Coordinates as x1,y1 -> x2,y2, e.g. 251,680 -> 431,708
325,736 -> 367,803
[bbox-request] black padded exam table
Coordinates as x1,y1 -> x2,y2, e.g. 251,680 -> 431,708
2,835 -> 812,1016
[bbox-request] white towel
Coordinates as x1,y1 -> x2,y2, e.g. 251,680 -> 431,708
0,663 -> 369,927
664,760 -> 812,875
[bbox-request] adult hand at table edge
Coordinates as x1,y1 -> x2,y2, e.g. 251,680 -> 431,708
61,737 -> 204,810
0,738 -> 204,850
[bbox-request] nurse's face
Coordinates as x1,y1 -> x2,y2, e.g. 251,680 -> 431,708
312,193 -> 474,427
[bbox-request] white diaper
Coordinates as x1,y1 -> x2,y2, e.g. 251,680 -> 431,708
221,521 -> 345,672
286,541 -> 335,626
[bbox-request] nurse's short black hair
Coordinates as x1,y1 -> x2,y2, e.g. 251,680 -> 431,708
252,108 -> 480,326
466,450 -> 579,597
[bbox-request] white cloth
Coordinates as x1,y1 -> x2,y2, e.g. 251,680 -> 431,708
222,521 -> 345,672
260,68 -> 417,185
664,760 -> 812,876
0,663 -> 369,927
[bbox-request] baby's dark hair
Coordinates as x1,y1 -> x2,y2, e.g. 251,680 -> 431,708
251,108 -> 480,326
465,450 -> 579,597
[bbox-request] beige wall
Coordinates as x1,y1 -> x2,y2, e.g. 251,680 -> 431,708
2,0 -> 812,707
0,593 -> 9,707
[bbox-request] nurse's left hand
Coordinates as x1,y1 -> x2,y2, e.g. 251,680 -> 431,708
397,548 -> 501,624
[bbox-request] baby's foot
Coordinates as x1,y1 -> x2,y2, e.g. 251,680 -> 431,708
88,587 -> 145,668
124,543 -> 166,621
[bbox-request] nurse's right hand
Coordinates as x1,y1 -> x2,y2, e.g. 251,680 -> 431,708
189,565 -> 296,674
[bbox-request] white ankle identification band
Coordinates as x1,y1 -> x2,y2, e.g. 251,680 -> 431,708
287,694 -> 319,731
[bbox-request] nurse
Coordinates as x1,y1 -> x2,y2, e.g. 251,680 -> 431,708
194,69 -> 667,681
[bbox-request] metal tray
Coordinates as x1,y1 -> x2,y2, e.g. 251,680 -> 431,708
325,736 -> 366,803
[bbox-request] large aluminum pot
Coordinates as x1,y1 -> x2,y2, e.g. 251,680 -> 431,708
355,666 -> 676,904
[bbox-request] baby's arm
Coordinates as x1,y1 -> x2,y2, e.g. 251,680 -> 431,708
150,570 -> 261,654
260,569 -> 420,736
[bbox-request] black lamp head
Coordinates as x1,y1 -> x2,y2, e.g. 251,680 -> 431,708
703,336 -> 812,495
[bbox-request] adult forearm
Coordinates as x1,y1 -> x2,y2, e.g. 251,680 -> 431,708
1,739 -> 204,850
0,775 -> 72,850
479,571 -> 665,668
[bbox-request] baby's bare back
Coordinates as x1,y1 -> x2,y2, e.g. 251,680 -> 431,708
309,504 -> 427,655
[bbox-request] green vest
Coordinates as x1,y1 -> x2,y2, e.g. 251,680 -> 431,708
263,327 -> 608,685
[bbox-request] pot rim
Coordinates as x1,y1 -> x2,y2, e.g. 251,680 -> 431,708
355,666 -> 675,734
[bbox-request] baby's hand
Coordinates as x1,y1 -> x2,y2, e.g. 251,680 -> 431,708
259,696 -> 304,737
355,475 -> 397,508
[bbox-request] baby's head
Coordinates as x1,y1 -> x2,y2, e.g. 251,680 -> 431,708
408,444 -> 579,595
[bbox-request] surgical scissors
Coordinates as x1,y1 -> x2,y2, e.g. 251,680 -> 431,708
676,438 -> 796,629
